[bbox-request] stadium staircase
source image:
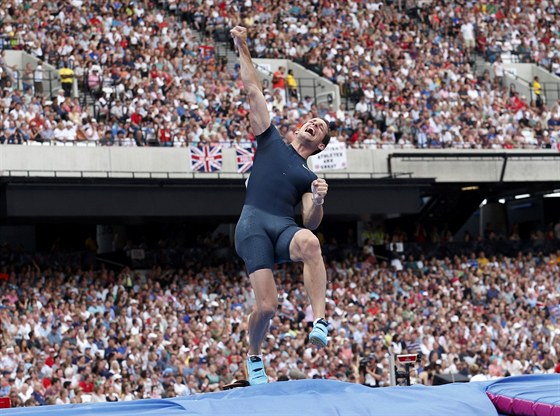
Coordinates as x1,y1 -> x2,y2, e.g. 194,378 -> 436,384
80,88 -> 97,118
214,40 -> 239,75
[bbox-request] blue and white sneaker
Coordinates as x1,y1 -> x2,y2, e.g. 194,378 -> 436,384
246,355 -> 268,385
309,318 -> 329,348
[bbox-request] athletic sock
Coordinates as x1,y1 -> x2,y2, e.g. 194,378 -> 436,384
314,318 -> 327,326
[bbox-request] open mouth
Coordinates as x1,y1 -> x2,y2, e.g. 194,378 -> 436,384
305,126 -> 315,136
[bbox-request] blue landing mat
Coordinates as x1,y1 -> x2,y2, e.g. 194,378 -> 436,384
485,374 -> 560,416
5,375 -> 559,416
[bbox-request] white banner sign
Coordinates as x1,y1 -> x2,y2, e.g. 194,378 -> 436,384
310,140 -> 347,171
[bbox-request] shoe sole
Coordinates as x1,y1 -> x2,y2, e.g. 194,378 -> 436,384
309,336 -> 327,348
248,378 -> 268,386
223,379 -> 250,390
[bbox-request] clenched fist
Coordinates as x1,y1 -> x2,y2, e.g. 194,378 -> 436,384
311,178 -> 328,206
230,26 -> 248,49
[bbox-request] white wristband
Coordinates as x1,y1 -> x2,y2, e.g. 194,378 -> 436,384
312,195 -> 324,206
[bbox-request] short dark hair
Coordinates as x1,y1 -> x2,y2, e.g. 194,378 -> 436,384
311,118 -> 334,156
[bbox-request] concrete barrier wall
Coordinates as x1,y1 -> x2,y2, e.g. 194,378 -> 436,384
0,146 -> 558,183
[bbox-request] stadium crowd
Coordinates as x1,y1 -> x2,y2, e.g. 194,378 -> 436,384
0,0 -> 559,149
0,228 -> 559,407
0,0 -> 559,409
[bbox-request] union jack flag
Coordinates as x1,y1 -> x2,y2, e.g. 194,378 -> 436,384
235,144 -> 255,173
190,145 -> 223,172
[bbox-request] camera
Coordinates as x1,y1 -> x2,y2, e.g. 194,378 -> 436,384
359,354 -> 376,372
359,357 -> 369,371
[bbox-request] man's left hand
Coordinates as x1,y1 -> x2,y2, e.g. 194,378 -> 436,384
312,178 -> 328,205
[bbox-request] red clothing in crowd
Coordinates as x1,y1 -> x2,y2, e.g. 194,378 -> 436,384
131,112 -> 143,126
45,354 -> 55,368
42,378 -> 51,389
272,70 -> 285,90
509,95 -> 527,113
79,380 -> 94,393
159,128 -> 172,144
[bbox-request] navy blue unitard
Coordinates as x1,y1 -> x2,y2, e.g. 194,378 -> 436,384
235,124 -> 317,274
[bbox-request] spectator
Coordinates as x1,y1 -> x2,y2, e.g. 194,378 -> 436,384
532,76 -> 543,108
359,355 -> 383,388
503,353 -> 523,377
0,0 -> 557,150
21,63 -> 34,94
469,365 -> 488,382
58,62 -> 74,98
0,231 -> 557,408
271,66 -> 286,106
286,69 -> 298,100
492,56 -> 504,85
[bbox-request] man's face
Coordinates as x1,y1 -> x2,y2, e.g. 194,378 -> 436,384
296,117 -> 327,150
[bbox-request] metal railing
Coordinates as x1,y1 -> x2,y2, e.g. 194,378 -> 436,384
540,81 -> 560,105
1,67 -> 61,98
0,169 -> 410,180
213,43 -> 334,107
503,69 -> 560,106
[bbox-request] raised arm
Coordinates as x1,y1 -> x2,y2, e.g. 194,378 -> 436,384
230,26 -> 270,136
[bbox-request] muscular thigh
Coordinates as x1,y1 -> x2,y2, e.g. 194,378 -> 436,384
235,206 -> 301,271
235,206 -> 275,274
287,228 -> 315,262
275,224 -> 302,264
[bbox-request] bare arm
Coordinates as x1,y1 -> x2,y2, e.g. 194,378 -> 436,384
302,193 -> 323,230
230,26 -> 270,136
302,178 -> 328,230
